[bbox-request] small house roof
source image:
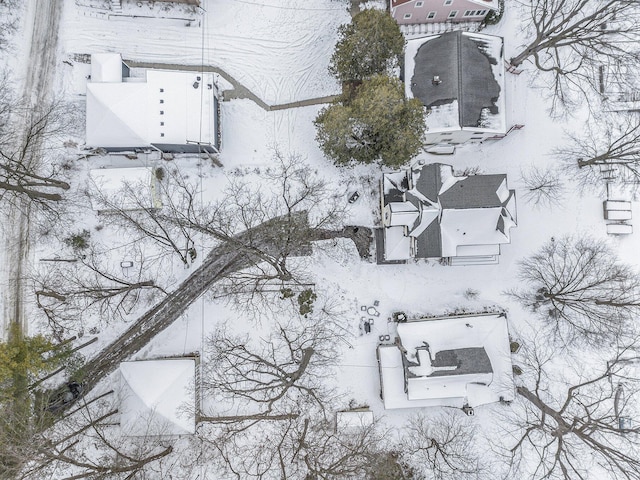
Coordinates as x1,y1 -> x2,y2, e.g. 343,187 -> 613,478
119,359 -> 196,436
378,314 -> 514,409
89,167 -> 160,211
406,32 -> 505,133
336,410 -> 374,432
91,53 -> 123,83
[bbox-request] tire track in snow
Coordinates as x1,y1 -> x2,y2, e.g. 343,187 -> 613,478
2,0 -> 63,340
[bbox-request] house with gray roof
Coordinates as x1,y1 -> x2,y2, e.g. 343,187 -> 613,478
377,312 -> 515,410
405,31 -> 506,145
380,163 -> 516,265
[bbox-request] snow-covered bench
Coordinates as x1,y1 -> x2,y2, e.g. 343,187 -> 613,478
607,223 -> 633,235
603,200 -> 632,220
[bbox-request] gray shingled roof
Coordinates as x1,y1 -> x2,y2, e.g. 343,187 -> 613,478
439,174 -> 506,209
410,31 -> 501,128
413,163 -> 441,203
415,217 -> 442,258
430,347 -> 493,376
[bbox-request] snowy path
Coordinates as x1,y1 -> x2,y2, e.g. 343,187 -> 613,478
60,0 -> 349,105
1,0 -> 63,339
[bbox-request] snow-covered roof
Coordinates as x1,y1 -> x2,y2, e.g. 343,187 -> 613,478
336,410 -> 374,432
119,359 -> 196,436
405,32 -> 505,134
91,53 -> 123,83
384,226 -> 413,261
380,164 -> 516,260
384,202 -> 420,227
378,345 -> 468,410
378,314 -> 514,410
89,167 -> 162,211
439,207 -> 511,257
86,54 -> 218,152
468,0 -> 499,9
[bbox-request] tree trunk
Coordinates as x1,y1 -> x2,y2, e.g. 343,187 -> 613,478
199,413 -> 299,423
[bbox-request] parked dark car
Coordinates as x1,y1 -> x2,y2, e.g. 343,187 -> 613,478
46,382 -> 84,413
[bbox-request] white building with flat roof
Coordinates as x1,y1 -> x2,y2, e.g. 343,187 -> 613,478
86,53 -> 219,154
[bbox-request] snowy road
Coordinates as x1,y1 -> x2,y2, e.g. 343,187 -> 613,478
60,0 -> 348,105
1,0 -> 63,339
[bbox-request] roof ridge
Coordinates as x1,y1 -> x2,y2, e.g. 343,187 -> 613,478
456,31 -> 464,129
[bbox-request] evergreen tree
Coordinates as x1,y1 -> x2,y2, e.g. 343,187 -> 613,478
329,9 -> 405,83
315,75 -> 425,167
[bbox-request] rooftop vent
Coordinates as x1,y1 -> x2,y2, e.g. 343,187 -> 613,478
432,75 -> 442,86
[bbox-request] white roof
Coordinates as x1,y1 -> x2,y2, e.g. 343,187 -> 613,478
89,167 -> 160,211
336,410 -> 374,431
384,226 -> 412,261
119,359 -> 196,436
439,207 -> 511,257
86,55 -> 217,149
379,314 -> 514,410
91,53 -> 123,83
468,0 -> 499,9
378,345 -> 466,410
87,83 -> 149,147
385,202 -> 419,227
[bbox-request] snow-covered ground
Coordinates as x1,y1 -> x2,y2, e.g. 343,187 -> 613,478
3,0 -> 640,477
60,0 -> 349,105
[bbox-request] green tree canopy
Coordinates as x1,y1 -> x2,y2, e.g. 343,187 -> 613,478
329,9 -> 405,83
314,75 -> 425,167
0,324 -> 63,402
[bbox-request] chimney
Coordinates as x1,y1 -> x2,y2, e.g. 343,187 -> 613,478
432,75 -> 442,86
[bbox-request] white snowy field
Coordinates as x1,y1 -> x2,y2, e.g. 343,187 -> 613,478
59,0 -> 349,105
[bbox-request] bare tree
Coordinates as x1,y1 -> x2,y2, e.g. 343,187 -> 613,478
520,164 -> 566,207
556,113 -> 640,193
0,75 -> 76,207
32,241 -> 168,337
16,395 -> 183,480
102,152 -> 351,312
400,410 -> 485,480
202,315 -> 339,416
88,167 -> 199,267
298,417 -> 388,479
166,152 -> 348,278
505,338 -> 640,480
203,411 -> 387,480
510,0 -> 640,113
508,235 -> 640,346
0,1 -> 19,52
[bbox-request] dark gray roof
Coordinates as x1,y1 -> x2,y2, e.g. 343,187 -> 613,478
410,31 -> 502,128
439,174 -> 506,209
415,217 -> 442,258
429,347 -> 493,376
413,163 -> 441,203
